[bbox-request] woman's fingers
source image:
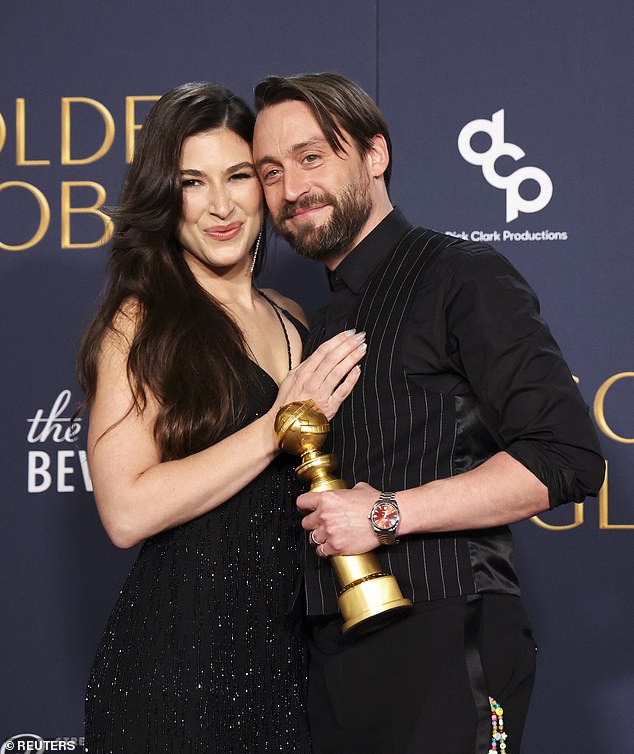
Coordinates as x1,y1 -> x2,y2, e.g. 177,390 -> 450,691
300,330 -> 364,375
274,330 -> 367,414
315,340 -> 366,396
301,331 -> 366,389
320,363 -> 362,420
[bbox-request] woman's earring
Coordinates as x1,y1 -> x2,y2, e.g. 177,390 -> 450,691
249,229 -> 263,275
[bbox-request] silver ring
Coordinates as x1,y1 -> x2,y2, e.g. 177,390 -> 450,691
309,530 -> 326,547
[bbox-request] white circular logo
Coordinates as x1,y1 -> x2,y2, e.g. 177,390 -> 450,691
458,109 -> 553,222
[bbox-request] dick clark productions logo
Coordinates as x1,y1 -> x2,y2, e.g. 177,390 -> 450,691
458,109 -> 553,222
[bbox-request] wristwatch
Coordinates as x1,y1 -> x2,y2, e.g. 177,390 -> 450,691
369,491 -> 401,545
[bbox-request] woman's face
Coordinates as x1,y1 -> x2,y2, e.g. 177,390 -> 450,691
177,128 -> 263,281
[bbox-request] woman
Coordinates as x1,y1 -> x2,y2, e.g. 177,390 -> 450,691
78,82 -> 364,752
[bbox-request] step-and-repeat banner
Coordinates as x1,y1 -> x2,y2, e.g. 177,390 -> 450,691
1,2 -> 632,751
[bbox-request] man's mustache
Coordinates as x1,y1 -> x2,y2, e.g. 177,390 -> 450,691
278,193 -> 334,222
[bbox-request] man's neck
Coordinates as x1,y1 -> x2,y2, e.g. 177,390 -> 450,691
324,198 -> 394,271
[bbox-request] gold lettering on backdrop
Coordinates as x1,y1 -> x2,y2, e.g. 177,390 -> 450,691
61,181 -> 113,249
532,503 -> 584,530
599,462 -> 634,529
0,111 -> 6,153
125,96 -> 160,163
0,181 -> 51,250
61,98 -> 115,165
16,99 -> 51,166
594,372 -> 634,444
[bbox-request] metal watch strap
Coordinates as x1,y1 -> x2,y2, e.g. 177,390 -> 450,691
373,491 -> 399,545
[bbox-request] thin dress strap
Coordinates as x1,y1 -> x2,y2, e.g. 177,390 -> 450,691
257,289 -> 293,370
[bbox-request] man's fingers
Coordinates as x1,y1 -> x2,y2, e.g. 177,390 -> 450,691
301,512 -> 319,530
297,492 -> 319,512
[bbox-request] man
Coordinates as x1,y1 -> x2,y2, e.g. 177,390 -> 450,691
252,73 -> 604,753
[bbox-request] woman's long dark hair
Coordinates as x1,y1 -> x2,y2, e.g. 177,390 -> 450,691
77,83 -> 265,460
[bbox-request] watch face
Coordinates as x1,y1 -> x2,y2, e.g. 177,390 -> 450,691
371,502 -> 399,530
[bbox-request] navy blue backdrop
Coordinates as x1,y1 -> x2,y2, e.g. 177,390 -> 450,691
1,1 -> 632,751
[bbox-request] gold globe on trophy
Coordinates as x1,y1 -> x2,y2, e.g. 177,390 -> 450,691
275,400 -> 412,634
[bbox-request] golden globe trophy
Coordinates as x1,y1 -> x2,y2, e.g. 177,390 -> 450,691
275,400 -> 412,634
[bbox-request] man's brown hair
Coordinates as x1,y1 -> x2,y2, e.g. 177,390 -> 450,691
254,72 -> 392,189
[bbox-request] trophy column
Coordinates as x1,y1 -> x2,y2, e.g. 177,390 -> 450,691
275,401 -> 412,634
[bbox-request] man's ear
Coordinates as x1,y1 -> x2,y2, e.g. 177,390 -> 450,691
366,134 -> 390,179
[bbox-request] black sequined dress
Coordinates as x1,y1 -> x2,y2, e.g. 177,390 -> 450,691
85,311 -> 311,753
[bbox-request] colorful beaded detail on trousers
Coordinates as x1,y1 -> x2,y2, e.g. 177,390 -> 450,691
488,696 -> 507,753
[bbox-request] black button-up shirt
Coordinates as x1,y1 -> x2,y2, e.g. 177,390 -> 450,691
302,209 -> 604,615
314,208 -> 604,507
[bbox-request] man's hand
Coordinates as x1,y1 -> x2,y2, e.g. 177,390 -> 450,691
297,452 -> 552,558
297,481 -> 380,557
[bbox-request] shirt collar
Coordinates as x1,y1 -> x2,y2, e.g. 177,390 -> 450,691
327,208 -> 413,294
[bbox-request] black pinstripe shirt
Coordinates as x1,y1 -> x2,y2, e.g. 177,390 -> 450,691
302,209 -> 604,615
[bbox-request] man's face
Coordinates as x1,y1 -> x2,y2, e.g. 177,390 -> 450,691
253,100 -> 373,261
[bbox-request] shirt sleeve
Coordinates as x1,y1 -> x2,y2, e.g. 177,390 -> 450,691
444,246 -> 605,508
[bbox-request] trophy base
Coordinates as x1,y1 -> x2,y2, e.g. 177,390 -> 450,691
338,574 -> 413,635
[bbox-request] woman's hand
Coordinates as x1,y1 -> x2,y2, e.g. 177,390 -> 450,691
271,330 -> 366,421
88,326 -> 365,549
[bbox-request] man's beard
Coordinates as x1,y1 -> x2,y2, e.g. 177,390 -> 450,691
272,176 -> 372,261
